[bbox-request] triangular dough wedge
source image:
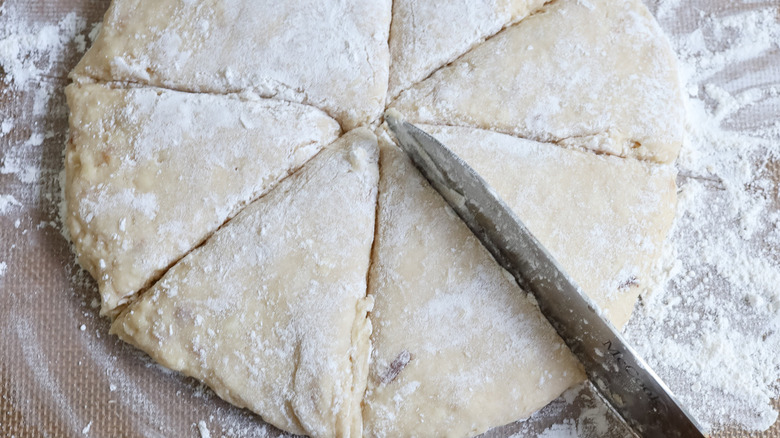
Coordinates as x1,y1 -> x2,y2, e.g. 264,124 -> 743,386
391,0 -> 684,163
110,129 -> 379,437
65,83 -> 340,317
363,135 -> 585,438
72,0 -> 391,130
421,124 -> 677,329
387,0 -> 547,99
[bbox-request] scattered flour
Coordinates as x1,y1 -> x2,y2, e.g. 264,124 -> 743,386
534,421 -> 579,438
0,1 -> 88,229
198,420 -> 211,438
0,5 -> 86,89
624,1 -> 780,433
0,194 -> 21,214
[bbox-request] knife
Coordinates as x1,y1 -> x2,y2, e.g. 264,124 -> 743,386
384,110 -> 707,438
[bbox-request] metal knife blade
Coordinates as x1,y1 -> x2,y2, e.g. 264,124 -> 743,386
384,110 -> 706,438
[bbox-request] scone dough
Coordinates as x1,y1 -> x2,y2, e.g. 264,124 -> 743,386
72,0 -> 392,129
387,0 -> 547,99
65,0 -> 687,435
392,0 -> 684,163
111,129 -> 379,437
65,83 -> 340,316
363,136 -> 585,438
420,124 -> 677,329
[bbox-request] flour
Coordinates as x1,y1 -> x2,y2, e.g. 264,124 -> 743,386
0,4 -> 85,142
392,0 -> 686,164
0,5 -> 85,88
506,382 -> 631,437
623,1 -> 780,433
0,2 -> 87,224
197,420 -> 212,438
386,0 -> 548,98
0,194 -> 21,214
69,0 -> 392,130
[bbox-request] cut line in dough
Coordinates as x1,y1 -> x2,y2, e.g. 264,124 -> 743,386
65,83 -> 340,316
72,0 -> 392,130
387,0 -> 548,100
418,124 -> 677,330
111,129 -> 379,437
363,133 -> 585,437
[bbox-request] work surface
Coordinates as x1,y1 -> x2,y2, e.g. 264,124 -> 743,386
1,0 -> 779,436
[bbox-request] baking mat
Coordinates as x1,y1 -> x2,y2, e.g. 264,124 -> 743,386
1,0 -> 778,436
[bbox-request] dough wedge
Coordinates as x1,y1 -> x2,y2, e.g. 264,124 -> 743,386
65,83 -> 340,317
72,0 -> 391,130
420,124 -> 677,329
111,129 -> 379,437
387,0 -> 547,99
392,0 -> 684,163
363,134 -> 585,438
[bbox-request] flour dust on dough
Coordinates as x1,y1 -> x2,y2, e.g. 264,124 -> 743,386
111,129 -> 379,437
72,0 -> 392,130
387,0 -> 547,99
65,83 -> 340,317
363,134 -> 585,438
421,124 -> 678,330
392,0 -> 684,163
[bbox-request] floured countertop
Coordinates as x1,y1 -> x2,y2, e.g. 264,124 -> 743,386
1,0 -> 779,437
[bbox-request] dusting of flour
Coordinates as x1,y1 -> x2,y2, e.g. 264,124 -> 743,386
0,1 -> 87,218
624,1 -> 780,433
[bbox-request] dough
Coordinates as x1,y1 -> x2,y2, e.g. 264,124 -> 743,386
387,0 -> 547,99
65,83 -> 340,317
419,124 -> 677,329
110,129 -> 379,437
363,135 -> 585,437
65,0 -> 686,435
72,0 -> 391,130
391,0 -> 684,163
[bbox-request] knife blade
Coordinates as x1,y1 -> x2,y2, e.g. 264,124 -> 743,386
384,110 -> 706,438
